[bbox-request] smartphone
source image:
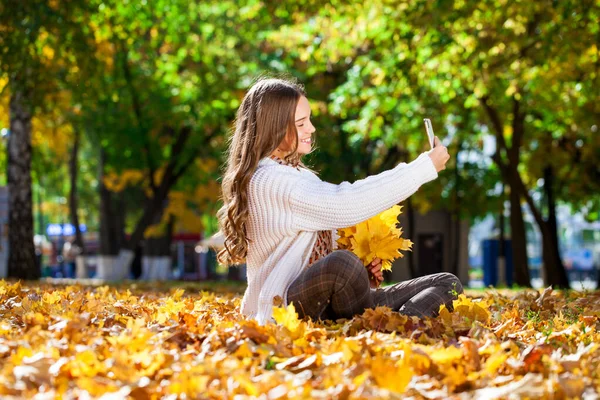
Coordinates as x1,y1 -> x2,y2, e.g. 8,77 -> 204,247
423,118 -> 435,149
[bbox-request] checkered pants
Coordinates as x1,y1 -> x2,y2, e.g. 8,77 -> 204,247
286,250 -> 463,321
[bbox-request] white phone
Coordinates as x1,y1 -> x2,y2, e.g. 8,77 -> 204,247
423,118 -> 435,149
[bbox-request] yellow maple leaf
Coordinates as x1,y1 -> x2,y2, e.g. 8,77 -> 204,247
349,222 -> 374,264
272,303 -> 304,339
379,205 -> 402,227
372,235 -> 403,265
337,206 -> 412,271
371,354 -> 413,394
43,292 -> 61,304
381,259 -> 392,271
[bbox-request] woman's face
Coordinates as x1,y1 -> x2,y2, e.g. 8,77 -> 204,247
294,96 -> 315,155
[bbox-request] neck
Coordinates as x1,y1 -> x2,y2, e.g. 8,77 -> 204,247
270,153 -> 301,168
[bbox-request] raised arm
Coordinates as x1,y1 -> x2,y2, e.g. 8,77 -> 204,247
290,152 -> 438,231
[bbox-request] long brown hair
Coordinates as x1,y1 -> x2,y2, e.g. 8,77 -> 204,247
217,77 -> 306,265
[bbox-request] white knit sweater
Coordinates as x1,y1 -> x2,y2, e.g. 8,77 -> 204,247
241,152 -> 439,325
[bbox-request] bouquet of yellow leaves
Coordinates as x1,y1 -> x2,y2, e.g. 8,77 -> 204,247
336,205 -> 412,271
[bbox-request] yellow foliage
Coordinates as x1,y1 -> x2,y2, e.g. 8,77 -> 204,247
1,282 -> 598,398
30,90 -> 76,161
101,162 -> 219,238
144,190 -> 207,238
102,169 -> 145,193
272,302 -> 304,339
337,205 -> 412,270
370,353 -> 413,393
440,293 -> 491,324
40,201 -> 69,217
0,77 -> 9,129
428,345 -> 463,364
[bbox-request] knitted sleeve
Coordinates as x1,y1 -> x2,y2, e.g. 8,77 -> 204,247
290,152 -> 438,231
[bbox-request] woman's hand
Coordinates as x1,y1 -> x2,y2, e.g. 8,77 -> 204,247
428,136 -> 450,172
368,257 -> 384,288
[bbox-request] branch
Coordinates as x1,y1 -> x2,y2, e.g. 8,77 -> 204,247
173,152 -> 198,182
173,127 -> 222,181
491,150 -> 509,178
510,166 -> 546,232
509,96 -> 525,164
155,126 -> 193,195
480,96 -> 510,164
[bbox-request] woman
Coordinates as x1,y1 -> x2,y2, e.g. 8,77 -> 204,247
217,77 -> 463,325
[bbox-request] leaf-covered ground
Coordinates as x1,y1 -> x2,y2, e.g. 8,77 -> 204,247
1,280 -> 599,399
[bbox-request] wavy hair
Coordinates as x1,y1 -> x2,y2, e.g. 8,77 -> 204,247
217,78 -> 306,265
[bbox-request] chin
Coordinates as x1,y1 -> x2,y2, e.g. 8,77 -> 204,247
297,145 -> 312,155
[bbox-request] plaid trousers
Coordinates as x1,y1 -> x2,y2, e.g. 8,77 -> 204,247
286,250 -> 463,321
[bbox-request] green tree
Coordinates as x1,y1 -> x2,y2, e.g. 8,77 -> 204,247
267,0 -> 599,287
0,0 -> 95,279
76,0 -> 280,275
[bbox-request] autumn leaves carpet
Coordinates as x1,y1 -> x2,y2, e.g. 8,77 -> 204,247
0,281 -> 599,398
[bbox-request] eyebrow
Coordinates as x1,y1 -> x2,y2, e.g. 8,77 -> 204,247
295,116 -> 307,122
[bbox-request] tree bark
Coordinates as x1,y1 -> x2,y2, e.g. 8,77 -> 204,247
98,148 -> 123,256
68,127 -> 85,254
7,86 -> 38,279
508,177 -> 531,287
144,215 -> 174,257
141,211 -> 174,281
507,164 -> 569,288
542,165 -> 570,288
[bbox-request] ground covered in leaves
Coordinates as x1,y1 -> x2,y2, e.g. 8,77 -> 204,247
0,280 -> 599,399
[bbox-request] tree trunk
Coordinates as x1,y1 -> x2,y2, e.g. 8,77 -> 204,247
507,163 -> 569,288
7,87 -> 37,280
498,182 -> 506,285
97,148 -> 131,280
114,126 -> 197,274
508,176 -> 531,287
98,148 -> 119,256
141,215 -> 174,280
541,165 -> 569,288
68,127 -> 85,254
481,97 -> 530,287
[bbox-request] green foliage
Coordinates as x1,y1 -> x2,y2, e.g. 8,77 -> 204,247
267,0 -> 599,221
1,0 -> 597,235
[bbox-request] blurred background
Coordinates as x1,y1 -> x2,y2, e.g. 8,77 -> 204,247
0,0 -> 598,289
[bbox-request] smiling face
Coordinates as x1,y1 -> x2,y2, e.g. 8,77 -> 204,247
294,96 -> 315,155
